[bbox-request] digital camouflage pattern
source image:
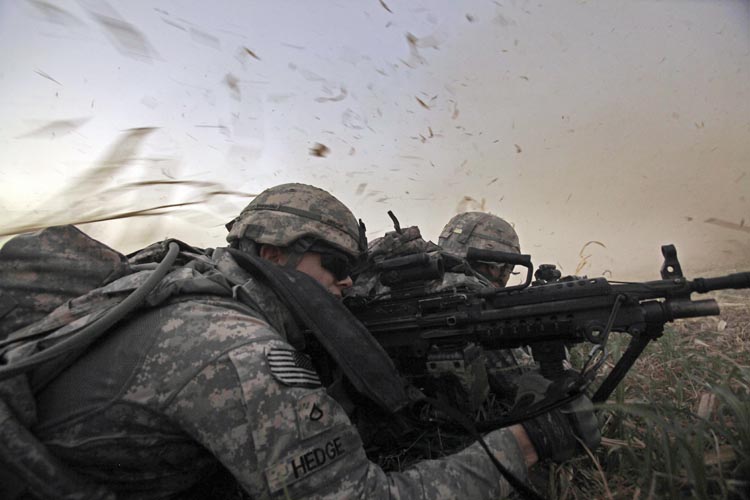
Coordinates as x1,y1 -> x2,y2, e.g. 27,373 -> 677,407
367,226 -> 441,260
24,245 -> 527,499
0,225 -> 130,338
226,183 -> 364,258
439,212 -> 520,258
347,226 -> 441,298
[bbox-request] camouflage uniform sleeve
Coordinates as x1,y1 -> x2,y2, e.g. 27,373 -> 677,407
166,312 -> 527,499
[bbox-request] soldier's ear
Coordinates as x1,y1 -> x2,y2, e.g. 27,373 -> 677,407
259,244 -> 288,265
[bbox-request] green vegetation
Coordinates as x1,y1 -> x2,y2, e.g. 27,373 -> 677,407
549,290 -> 750,499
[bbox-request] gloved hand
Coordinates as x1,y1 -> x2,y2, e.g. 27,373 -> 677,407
514,371 -> 601,462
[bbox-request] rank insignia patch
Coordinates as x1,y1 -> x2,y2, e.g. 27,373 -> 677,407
267,348 -> 322,388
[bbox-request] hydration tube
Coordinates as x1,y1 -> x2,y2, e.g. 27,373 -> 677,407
0,242 -> 180,381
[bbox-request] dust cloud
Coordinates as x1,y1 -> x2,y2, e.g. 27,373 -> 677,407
1,1 -> 748,281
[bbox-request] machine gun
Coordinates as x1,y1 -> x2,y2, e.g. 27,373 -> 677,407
345,244 -> 750,420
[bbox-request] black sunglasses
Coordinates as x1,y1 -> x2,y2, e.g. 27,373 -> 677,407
320,253 -> 353,281
308,243 -> 353,281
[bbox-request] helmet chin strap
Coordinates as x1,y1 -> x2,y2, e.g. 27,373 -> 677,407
283,251 -> 304,270
283,237 -> 316,270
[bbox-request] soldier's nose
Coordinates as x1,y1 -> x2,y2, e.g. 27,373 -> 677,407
337,276 -> 353,289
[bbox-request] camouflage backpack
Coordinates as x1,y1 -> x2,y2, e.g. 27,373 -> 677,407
0,224 -> 411,499
0,225 -> 183,499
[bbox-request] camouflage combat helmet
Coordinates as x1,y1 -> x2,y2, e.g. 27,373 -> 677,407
439,212 -> 520,258
226,183 -> 365,258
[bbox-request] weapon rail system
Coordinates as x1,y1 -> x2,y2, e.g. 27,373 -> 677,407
346,245 -> 750,410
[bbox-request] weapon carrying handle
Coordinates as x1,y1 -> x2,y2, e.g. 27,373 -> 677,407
466,248 -> 531,267
467,248 -> 534,292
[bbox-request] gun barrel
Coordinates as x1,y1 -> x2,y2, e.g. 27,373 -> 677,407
691,272 -> 750,293
642,298 -> 720,324
669,298 -> 720,319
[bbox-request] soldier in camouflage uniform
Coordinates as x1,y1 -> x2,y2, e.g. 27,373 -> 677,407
23,185 -> 503,498
21,184 -> 596,499
438,212 -> 521,289
438,212 -> 534,399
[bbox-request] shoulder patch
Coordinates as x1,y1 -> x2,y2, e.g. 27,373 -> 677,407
266,348 -> 322,388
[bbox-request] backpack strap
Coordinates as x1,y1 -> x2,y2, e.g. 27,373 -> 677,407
226,248 -> 414,414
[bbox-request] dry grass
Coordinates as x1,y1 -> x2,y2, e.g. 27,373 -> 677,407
553,289 -> 750,500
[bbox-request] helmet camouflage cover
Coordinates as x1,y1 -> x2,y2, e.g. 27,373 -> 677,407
438,212 -> 520,258
226,183 -> 364,258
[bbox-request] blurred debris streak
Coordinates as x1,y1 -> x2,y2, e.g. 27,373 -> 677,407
243,47 -> 261,60
1,125 -> 260,239
27,0 -> 84,26
92,127 -> 157,173
15,117 -> 91,139
81,0 -> 159,61
34,69 -> 62,85
189,27 -> 221,49
342,108 -> 369,130
379,0 -> 393,13
404,32 -> 441,67
455,196 -> 486,213
356,183 -> 367,195
575,240 -> 607,276
315,86 -> 348,103
450,100 -> 460,119
309,143 -> 330,157
704,218 -> 750,234
224,74 -> 241,100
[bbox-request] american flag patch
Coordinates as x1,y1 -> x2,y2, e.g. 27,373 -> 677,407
266,348 -> 322,388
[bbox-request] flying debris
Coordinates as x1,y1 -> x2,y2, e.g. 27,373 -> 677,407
455,196 -> 486,213
189,27 -> 220,49
415,97 -> 430,109
85,2 -> 159,61
514,144 -> 522,153
27,0 -> 83,26
15,117 -> 91,139
378,0 -> 393,13
704,218 -> 750,234
160,17 -> 187,31
575,241 -> 607,275
451,101 -> 460,119
309,143 -> 330,157
356,183 -> 367,195
315,87 -> 348,103
244,47 -> 261,60
224,74 -> 241,100
34,69 -> 62,85
404,32 -> 441,66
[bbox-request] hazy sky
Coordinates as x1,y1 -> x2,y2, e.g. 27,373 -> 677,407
1,0 -> 748,279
